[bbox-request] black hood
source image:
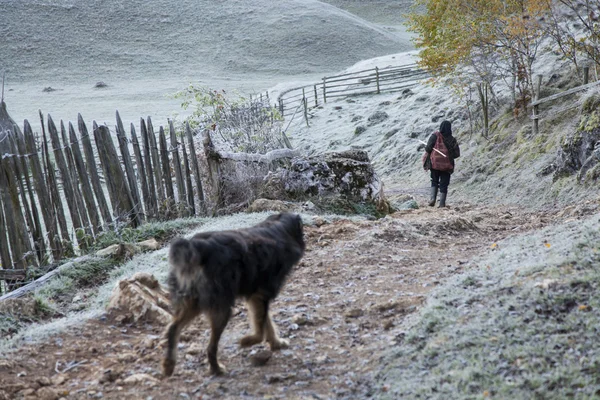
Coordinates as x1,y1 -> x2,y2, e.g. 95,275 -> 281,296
439,120 -> 452,137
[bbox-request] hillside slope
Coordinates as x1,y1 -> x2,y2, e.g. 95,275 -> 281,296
1,0 -> 410,83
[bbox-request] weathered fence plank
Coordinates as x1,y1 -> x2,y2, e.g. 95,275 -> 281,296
14,129 -> 45,262
130,123 -> 152,218
147,117 -> 165,209
68,122 -> 101,233
0,269 -> 26,281
180,136 -> 195,215
0,152 -> 30,269
203,131 -> 221,213
79,115 -> 113,226
169,120 -> 187,214
0,187 -> 13,271
531,79 -> 600,106
60,120 -> 92,240
40,112 -> 71,250
185,122 -> 205,215
0,255 -> 94,301
115,111 -> 143,222
159,126 -> 174,199
48,115 -> 86,246
24,120 -> 62,260
7,135 -> 39,267
139,118 -> 158,217
8,134 -> 39,263
93,123 -> 140,227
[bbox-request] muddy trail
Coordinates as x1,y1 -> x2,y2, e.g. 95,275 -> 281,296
0,205 -> 566,400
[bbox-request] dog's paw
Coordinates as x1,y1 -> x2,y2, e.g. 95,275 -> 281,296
269,338 -> 289,351
240,334 -> 262,348
162,358 -> 175,377
209,363 -> 227,376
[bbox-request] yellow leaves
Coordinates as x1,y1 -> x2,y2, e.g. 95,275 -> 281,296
544,242 -> 551,248
490,243 -> 498,249
578,305 -> 592,312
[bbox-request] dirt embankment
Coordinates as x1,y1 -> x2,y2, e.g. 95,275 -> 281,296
2,202 -> 594,400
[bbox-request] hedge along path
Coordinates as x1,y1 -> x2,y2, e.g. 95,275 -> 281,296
115,111 -> 144,223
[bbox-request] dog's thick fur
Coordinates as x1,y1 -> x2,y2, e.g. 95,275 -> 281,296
162,213 -> 305,376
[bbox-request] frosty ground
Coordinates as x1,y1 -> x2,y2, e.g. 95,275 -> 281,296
5,202 -> 598,399
2,0 -> 600,398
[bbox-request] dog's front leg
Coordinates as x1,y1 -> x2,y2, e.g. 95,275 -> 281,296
207,307 -> 231,375
162,306 -> 199,377
240,294 -> 266,348
265,312 -> 289,350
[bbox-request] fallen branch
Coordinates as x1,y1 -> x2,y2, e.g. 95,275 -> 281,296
0,255 -> 94,301
55,359 -> 88,374
216,148 -> 300,163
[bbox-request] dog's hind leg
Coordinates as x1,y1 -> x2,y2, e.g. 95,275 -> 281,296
264,305 -> 289,351
240,294 -> 267,348
162,304 -> 200,377
207,307 -> 231,375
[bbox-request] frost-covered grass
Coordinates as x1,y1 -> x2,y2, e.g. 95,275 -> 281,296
377,214 -> 600,399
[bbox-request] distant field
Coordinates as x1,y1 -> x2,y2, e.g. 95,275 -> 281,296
0,0 -> 413,130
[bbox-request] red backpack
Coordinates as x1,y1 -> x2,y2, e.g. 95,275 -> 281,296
430,132 -> 453,171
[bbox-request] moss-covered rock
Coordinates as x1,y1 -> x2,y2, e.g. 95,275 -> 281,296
261,150 -> 385,213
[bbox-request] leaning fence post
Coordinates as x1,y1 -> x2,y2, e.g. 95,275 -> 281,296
322,77 -> 327,103
169,119 -> 187,216
68,122 -> 101,234
24,120 -> 62,261
314,84 -> 318,107
532,74 -> 543,135
375,67 -> 381,94
47,115 -> 86,247
115,111 -> 144,222
185,122 -> 206,215
79,115 -> 113,227
302,88 -> 309,127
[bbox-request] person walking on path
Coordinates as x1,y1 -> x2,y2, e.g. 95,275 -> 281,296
423,120 -> 460,207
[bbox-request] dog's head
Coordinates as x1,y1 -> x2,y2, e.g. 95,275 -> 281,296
266,213 -> 304,246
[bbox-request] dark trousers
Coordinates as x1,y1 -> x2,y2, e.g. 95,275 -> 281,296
431,169 -> 451,194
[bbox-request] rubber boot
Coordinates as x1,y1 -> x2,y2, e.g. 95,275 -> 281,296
438,192 -> 447,208
428,187 -> 438,207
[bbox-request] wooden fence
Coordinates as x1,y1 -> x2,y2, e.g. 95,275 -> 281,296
0,111 -> 211,292
276,63 -> 428,121
531,66 -> 600,134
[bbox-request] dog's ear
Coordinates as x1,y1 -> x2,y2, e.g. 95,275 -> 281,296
266,213 -> 282,222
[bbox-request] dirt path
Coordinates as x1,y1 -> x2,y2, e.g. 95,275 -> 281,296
0,205 -> 558,400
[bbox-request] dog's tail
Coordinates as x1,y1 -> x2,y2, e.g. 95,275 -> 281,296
169,238 -> 203,293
